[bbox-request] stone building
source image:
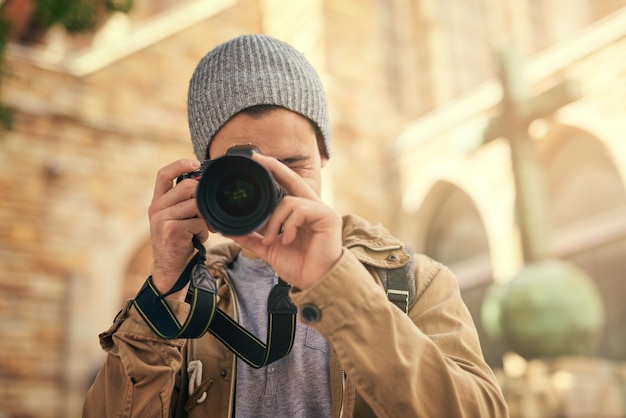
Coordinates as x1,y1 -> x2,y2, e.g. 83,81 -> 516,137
1,0 -> 625,417
389,2 -> 626,416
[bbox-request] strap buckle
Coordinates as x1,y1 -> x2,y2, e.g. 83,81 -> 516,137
387,289 -> 409,314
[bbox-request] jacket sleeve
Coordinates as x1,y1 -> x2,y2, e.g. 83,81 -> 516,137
82,299 -> 189,418
289,250 -> 509,418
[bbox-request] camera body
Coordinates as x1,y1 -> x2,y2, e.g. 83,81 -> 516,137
178,145 -> 285,236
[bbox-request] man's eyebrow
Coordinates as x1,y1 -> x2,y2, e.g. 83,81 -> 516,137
278,154 -> 311,165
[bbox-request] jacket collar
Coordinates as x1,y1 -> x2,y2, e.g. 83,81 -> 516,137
341,214 -> 410,269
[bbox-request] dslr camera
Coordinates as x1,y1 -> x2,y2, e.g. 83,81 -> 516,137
177,145 -> 285,236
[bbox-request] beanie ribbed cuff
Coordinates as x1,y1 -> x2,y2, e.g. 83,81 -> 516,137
188,34 -> 330,160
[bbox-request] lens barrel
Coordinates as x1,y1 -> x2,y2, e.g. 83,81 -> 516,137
195,154 -> 284,236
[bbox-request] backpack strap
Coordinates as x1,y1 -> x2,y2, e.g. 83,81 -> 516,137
374,247 -> 416,315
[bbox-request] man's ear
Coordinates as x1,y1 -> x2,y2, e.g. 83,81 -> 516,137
320,156 -> 329,168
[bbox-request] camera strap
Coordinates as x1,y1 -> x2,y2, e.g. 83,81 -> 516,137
208,279 -> 297,368
133,237 -> 297,368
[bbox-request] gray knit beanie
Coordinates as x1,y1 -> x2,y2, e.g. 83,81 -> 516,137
188,34 -> 330,160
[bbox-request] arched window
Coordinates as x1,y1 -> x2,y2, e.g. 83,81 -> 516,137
423,182 -> 490,268
421,181 -> 505,366
543,134 -> 626,229
542,132 -> 626,361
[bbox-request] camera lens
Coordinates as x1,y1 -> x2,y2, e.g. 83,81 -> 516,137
215,173 -> 259,217
196,155 -> 283,236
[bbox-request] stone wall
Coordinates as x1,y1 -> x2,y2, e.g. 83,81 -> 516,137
0,2 -> 267,416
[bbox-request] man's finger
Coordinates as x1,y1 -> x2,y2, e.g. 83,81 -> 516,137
152,159 -> 201,203
252,153 -> 319,200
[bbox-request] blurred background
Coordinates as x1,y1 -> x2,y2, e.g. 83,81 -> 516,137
1,0 -> 625,416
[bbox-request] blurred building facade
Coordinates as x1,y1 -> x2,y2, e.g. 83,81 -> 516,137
1,0 -> 625,417
390,3 -> 626,415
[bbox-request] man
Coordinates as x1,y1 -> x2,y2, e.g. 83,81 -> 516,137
83,34 -> 508,417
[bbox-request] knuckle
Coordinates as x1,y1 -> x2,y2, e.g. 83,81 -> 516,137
180,179 -> 198,195
156,165 -> 170,180
161,220 -> 180,237
148,203 -> 159,218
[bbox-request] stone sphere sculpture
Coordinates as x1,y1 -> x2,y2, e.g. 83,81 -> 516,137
489,259 -> 605,359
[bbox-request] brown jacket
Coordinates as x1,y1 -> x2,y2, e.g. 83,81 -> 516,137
83,214 -> 508,417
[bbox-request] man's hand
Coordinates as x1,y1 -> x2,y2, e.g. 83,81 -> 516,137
148,159 -> 209,300
228,153 -> 343,290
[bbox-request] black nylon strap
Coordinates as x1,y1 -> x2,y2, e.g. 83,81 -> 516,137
208,280 -> 297,368
133,251 -> 217,339
133,238 -> 297,367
